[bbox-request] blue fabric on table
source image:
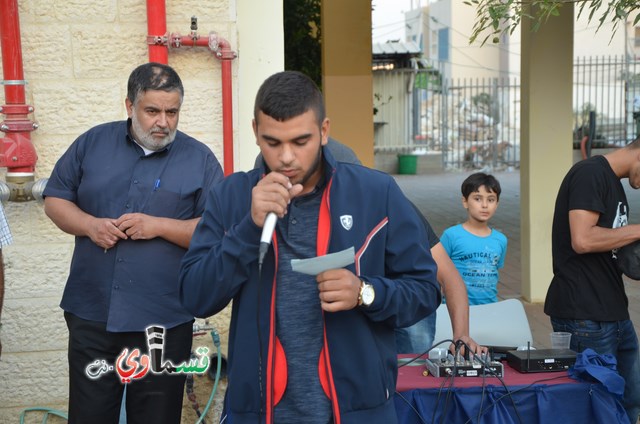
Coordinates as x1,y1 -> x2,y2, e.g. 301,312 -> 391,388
568,347 -> 625,397
395,383 -> 629,424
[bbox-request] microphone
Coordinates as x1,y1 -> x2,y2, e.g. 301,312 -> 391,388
258,212 -> 278,272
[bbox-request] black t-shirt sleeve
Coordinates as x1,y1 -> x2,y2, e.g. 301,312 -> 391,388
566,160 -> 608,215
408,200 -> 439,249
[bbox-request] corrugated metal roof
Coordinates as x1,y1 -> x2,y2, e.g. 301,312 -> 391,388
372,41 -> 421,56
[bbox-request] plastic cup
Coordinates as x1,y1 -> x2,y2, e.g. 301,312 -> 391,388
550,332 -> 572,349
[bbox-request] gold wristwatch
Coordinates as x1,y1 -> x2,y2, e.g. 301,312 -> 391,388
358,279 -> 375,307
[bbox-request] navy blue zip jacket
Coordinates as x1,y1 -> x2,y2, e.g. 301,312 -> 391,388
179,147 -> 440,424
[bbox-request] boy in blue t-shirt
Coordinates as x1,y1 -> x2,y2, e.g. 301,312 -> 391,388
441,172 -> 507,305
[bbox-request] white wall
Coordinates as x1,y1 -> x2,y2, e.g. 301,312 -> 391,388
574,9 -> 626,58
426,0 -> 504,81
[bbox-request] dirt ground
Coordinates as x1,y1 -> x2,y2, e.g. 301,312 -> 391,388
180,331 -> 228,424
181,373 -> 227,424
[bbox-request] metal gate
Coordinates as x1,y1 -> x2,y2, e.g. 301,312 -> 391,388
573,55 -> 640,149
373,69 -> 520,170
373,56 -> 640,170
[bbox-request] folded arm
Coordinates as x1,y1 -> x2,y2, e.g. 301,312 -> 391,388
569,209 -> 640,253
44,197 -> 127,250
44,197 -> 198,250
114,213 -> 200,249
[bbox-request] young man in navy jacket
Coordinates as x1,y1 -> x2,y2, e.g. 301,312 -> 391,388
179,71 -> 440,424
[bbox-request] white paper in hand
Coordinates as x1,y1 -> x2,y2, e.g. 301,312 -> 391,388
290,246 -> 355,275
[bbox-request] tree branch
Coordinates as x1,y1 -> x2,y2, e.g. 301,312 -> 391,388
466,0 -> 639,45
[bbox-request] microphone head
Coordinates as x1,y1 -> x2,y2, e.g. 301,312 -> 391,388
259,212 -> 278,270
260,212 -> 278,244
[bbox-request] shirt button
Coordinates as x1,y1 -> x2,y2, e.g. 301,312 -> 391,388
133,180 -> 139,184
125,203 -> 130,208
291,218 -> 297,225
118,258 -> 123,262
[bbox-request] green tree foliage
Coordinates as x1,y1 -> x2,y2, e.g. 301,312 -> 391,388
284,0 -> 322,88
466,0 -> 640,45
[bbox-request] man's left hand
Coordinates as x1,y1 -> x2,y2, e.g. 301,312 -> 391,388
115,213 -> 159,240
316,269 -> 361,312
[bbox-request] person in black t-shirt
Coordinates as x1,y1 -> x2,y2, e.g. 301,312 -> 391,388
545,139 -> 640,424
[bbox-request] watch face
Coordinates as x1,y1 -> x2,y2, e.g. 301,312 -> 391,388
362,285 -> 375,306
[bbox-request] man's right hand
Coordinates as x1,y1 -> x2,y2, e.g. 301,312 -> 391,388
251,172 -> 303,227
89,217 -> 127,250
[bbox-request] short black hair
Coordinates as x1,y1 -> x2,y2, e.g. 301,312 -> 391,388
253,71 -> 325,127
126,62 -> 184,106
461,172 -> 501,200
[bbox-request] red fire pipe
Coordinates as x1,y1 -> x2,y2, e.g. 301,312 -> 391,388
0,0 -> 38,176
220,56 -> 234,176
146,0 -> 168,64
0,0 -> 24,105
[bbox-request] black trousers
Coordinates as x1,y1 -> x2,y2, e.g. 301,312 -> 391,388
65,312 -> 193,424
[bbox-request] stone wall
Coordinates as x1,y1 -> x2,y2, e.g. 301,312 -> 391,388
0,1 -> 234,422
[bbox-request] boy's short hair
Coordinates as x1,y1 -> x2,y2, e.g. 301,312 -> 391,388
461,172 -> 501,200
253,71 -> 325,127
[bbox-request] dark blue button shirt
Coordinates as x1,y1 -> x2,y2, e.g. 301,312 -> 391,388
44,120 -> 223,331
274,183 -> 332,423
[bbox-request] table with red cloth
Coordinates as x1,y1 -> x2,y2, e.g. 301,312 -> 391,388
394,355 -> 629,424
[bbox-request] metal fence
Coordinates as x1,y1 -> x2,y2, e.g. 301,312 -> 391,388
573,56 -> 640,149
373,56 -> 640,170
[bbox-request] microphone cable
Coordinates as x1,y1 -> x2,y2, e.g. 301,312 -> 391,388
256,212 -> 277,422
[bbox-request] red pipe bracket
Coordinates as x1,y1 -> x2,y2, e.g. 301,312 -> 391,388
146,1 -> 237,175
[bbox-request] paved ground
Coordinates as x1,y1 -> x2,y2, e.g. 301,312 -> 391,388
394,169 -> 640,349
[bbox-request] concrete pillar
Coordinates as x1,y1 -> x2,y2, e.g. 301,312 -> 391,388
321,0 -> 374,167
236,0 -> 284,171
520,4 -> 574,302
